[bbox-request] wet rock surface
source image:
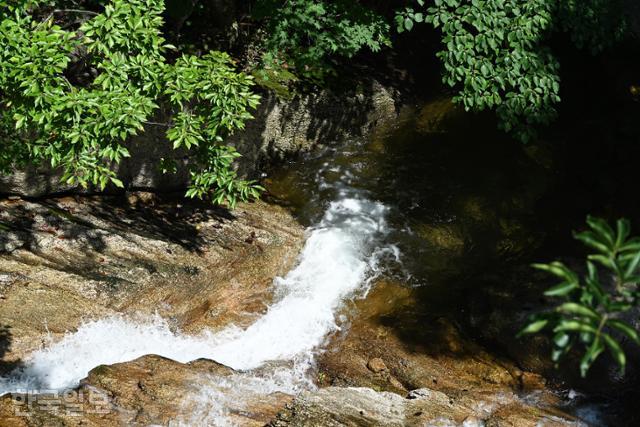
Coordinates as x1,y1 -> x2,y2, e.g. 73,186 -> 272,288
269,386 -> 580,427
312,280 -> 580,426
0,354 -> 292,426
0,193 -> 304,369
0,194 -> 582,427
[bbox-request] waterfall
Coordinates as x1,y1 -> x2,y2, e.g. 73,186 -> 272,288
0,177 -> 398,425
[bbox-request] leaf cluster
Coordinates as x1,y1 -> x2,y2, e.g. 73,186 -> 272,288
557,0 -> 626,54
520,216 -> 640,377
254,0 -> 390,81
399,0 -> 625,142
0,0 -> 262,206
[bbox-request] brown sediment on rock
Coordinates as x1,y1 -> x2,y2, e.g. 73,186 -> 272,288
309,279 -> 579,426
0,193 -> 305,367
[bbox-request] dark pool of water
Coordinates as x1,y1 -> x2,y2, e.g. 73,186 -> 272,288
265,96 -> 640,425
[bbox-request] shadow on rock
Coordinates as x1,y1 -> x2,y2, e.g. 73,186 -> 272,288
0,324 -> 21,375
0,193 -> 235,256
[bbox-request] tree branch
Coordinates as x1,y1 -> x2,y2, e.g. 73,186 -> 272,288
144,121 -> 172,127
37,9 -> 99,29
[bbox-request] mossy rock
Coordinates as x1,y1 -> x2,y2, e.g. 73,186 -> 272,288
415,98 -> 464,134
252,67 -> 298,100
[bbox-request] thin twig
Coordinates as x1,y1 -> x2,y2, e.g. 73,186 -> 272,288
36,9 -> 99,29
144,121 -> 172,127
53,9 -> 100,16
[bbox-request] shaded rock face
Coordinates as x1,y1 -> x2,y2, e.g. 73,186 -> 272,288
0,193 -> 304,368
0,81 -> 399,197
231,81 -> 398,176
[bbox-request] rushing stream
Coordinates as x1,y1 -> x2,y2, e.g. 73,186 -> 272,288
0,149 -> 399,425
0,98 -> 627,425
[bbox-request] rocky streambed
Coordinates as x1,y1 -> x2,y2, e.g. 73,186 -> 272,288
0,188 -> 582,424
0,96 -> 603,426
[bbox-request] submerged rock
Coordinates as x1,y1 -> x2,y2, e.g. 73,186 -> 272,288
366,358 -> 387,374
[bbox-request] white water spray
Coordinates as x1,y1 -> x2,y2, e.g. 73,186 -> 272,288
0,184 -> 396,424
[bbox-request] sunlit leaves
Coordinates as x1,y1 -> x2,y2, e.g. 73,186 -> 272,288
0,0 -> 262,205
162,51 -> 262,206
400,0 -> 624,143
185,145 -> 262,209
414,0 -> 560,142
520,216 -> 640,377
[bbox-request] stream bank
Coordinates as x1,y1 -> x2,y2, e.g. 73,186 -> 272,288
0,190 -> 578,426
0,194 -> 304,367
0,96 -> 586,426
2,71 -> 637,425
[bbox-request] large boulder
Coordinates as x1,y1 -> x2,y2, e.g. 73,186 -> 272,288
0,354 -> 293,426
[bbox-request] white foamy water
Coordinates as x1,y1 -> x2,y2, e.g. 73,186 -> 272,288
0,191 -> 396,425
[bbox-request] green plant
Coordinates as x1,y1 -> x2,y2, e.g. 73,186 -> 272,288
251,65 -> 298,100
398,0 -> 625,142
520,216 -> 640,377
557,0 -> 626,54
0,0 -> 261,207
399,0 -> 560,142
254,0 -> 390,81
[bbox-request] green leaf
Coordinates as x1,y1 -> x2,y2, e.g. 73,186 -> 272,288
580,339 -> 604,377
573,231 -> 610,253
620,237 -> 640,253
13,113 -> 25,129
553,320 -> 599,335
517,319 -> 549,336
404,17 -> 414,31
602,333 -> 626,374
532,262 -> 578,283
616,218 -> 631,248
624,251 -> 640,279
110,177 -> 124,188
608,319 -> 640,345
586,216 -> 615,247
607,301 -> 633,312
556,302 -> 600,321
553,332 -> 570,348
588,254 -> 616,270
544,281 -> 578,297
